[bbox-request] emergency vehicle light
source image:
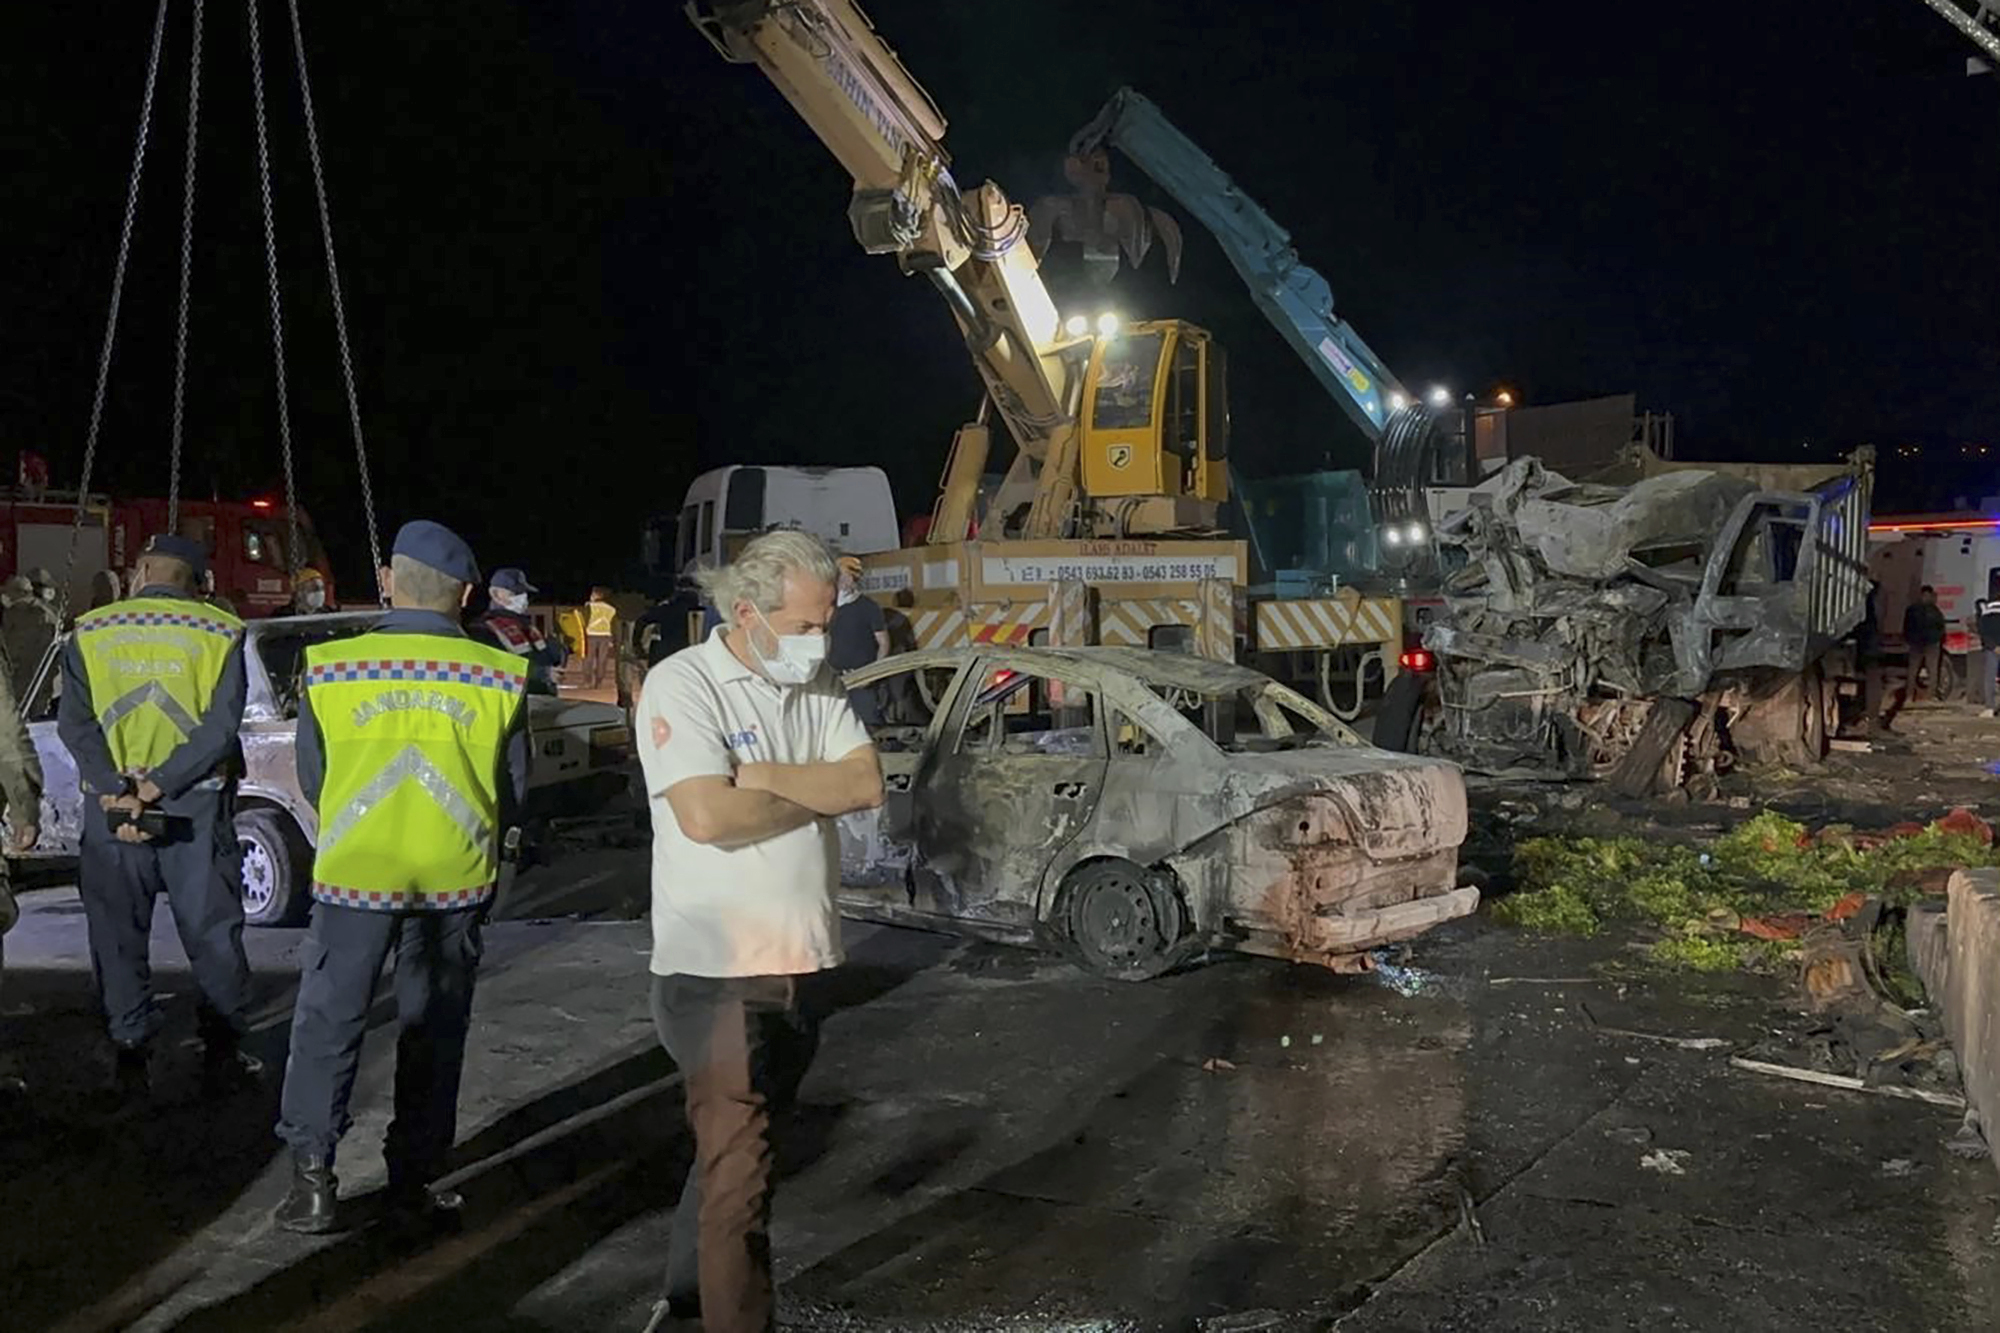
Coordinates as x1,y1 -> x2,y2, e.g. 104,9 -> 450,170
1400,649 -> 1435,672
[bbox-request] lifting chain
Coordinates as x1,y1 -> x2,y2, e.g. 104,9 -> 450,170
245,0 -> 302,579
166,0 -> 206,534
285,0 -> 383,591
64,0 -> 172,622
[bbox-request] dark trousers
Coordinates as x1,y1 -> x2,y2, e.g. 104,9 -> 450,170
1910,641 -> 1946,699
651,973 -> 821,1333
585,635 -> 614,689
77,786 -> 250,1047
276,902 -> 483,1183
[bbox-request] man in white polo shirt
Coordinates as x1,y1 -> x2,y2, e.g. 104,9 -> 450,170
635,529 -> 883,1333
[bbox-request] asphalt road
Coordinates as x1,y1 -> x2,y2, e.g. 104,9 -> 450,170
1,839 -> 1997,1332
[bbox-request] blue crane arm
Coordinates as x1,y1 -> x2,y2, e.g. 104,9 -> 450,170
1071,88 -> 1407,444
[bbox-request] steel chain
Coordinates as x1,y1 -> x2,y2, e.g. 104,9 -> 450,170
245,0 -> 302,578
285,0 -> 382,591
167,0 -> 205,534
64,0 -> 171,624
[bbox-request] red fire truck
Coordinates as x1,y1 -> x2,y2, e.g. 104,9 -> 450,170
0,487 -> 332,616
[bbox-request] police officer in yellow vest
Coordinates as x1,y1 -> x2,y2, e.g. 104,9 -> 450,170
57,533 -> 257,1100
275,520 -> 529,1234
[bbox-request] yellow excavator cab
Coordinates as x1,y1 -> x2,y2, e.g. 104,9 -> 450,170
1077,320 -> 1229,504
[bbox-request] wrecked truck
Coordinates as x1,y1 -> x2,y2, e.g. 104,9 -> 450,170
1375,447 -> 1874,793
835,646 -> 1473,980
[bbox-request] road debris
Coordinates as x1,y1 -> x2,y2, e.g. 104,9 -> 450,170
1640,1148 -> 1691,1175
1946,1112 -> 1989,1161
1201,1058 -> 1237,1073
1492,810 -> 2000,974
1580,1002 -> 1730,1051
1728,1056 -> 1967,1109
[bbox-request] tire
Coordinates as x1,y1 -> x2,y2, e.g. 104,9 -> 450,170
237,805 -> 311,928
1373,671 -> 1425,752
1060,859 -> 1187,982
1608,697 -> 1697,798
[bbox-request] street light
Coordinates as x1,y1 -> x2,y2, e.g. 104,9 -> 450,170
1387,391 -> 1408,413
1096,312 -> 1121,337
1495,389 -> 1515,408
1427,385 -> 1451,408
1063,314 -> 1088,337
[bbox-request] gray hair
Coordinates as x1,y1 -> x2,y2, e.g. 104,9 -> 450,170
390,553 -> 467,612
696,529 -> 838,615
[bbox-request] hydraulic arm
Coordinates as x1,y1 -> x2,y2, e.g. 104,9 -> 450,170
686,5 -> 1228,541
686,1 -> 1083,538
1063,88 -> 1409,446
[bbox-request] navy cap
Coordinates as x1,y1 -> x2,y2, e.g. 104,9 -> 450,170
391,519 -> 480,585
490,566 -> 537,595
143,533 -> 208,579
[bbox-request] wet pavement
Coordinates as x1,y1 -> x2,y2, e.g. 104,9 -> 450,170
3,711 -> 2000,1329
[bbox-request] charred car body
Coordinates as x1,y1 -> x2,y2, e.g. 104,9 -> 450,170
837,647 -> 1472,979
1378,447 -> 1874,793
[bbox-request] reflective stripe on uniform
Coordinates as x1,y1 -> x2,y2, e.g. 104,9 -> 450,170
317,744 -> 493,855
303,631 -> 525,910
75,595 -> 242,773
96,680 -> 200,736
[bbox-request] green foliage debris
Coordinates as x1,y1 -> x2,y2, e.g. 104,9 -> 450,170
1492,809 -> 2000,972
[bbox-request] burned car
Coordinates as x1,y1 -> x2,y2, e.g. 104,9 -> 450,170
1377,447 -> 1873,794
836,647 -> 1473,980
13,612 -> 634,926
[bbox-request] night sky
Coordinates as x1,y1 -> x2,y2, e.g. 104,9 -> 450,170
3,2 -> 1996,595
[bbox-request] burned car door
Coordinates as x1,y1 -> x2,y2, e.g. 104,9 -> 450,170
911,660 -> 1109,920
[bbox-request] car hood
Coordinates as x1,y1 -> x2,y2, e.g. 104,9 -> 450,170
1215,745 -> 1468,860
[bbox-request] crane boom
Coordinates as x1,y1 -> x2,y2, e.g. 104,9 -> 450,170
687,0 -> 1084,537
1916,0 -> 2000,65
1066,88 -> 1409,445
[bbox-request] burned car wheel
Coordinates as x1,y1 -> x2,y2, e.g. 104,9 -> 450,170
1373,672 -> 1425,752
1061,859 -> 1186,982
237,805 -> 311,928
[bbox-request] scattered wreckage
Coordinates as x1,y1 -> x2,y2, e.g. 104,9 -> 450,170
1376,447 -> 1874,794
836,646 -> 1473,979
12,612 -> 635,926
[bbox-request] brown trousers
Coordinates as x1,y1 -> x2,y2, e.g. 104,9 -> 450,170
650,972 -> 821,1333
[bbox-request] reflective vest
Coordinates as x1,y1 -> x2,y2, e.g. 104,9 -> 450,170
74,595 -> 243,775
585,600 -> 616,636
303,632 -> 526,912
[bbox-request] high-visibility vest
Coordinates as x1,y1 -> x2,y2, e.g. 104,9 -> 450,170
585,600 -> 616,636
74,595 -> 243,775
303,632 -> 526,912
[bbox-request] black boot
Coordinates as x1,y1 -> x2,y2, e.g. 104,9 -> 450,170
275,1152 -> 340,1234
382,1175 -> 465,1233
200,1037 -> 265,1099
101,1041 -> 150,1109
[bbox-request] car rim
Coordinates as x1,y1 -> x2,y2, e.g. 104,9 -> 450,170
1076,872 -> 1162,966
240,836 -> 276,914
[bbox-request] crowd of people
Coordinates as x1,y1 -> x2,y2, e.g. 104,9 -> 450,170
0,523 -> 883,1333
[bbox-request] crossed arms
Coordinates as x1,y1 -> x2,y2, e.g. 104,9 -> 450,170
665,744 -> 882,848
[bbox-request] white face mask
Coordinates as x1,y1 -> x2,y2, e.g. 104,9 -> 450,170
301,587 -> 326,611
492,588 -> 528,614
837,581 -> 859,607
751,607 -> 827,686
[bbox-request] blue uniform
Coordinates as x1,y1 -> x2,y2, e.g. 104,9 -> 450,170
277,606 -> 531,1181
57,583 -> 251,1049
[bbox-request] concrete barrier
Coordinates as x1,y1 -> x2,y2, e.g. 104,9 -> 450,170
1912,869 -> 2000,1175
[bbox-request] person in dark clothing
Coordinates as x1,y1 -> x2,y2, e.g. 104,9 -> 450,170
826,557 -> 888,725
472,567 -> 566,694
1903,584 -> 1948,701
1853,580 -> 1887,731
634,587 -> 702,668
57,534 -> 257,1101
1978,592 -> 2000,716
